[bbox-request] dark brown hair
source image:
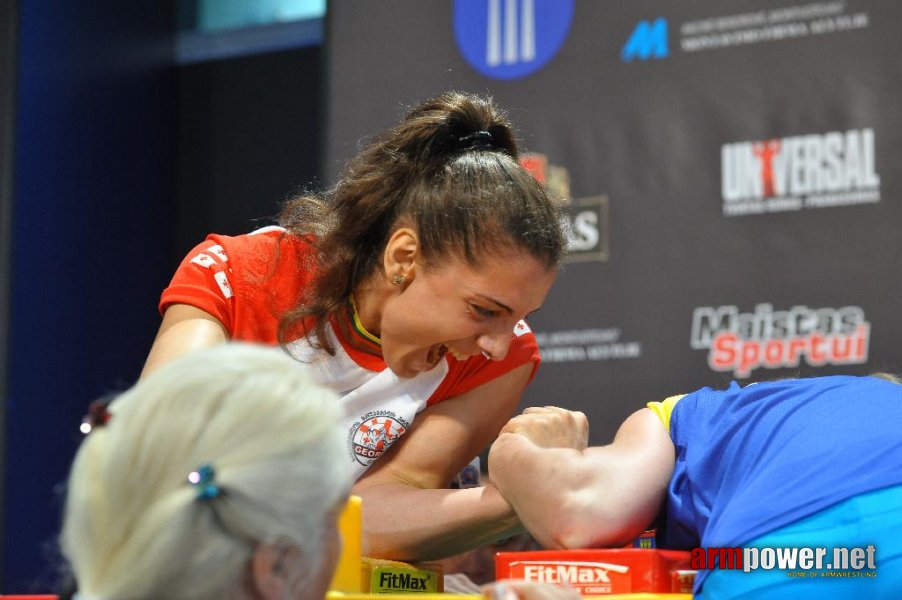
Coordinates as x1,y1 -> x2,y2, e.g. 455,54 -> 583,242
278,91 -> 566,353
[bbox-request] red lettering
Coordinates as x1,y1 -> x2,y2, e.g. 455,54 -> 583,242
808,334 -> 827,364
854,324 -> 869,360
691,547 -> 744,570
738,341 -> 761,378
721,548 -> 743,570
709,333 -> 738,370
763,339 -> 784,366
831,334 -> 853,361
786,338 -> 805,366
354,446 -> 382,458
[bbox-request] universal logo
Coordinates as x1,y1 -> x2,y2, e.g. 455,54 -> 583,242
520,153 -> 609,262
721,128 -> 880,216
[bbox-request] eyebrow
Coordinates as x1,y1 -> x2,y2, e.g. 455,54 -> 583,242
475,294 -> 514,315
475,295 -> 546,318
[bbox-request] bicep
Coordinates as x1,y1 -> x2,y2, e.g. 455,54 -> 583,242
595,409 -> 674,534
355,362 -> 533,492
560,408 -> 674,547
140,304 -> 229,378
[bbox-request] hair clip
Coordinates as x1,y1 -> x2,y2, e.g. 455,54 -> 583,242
80,400 -> 112,435
459,130 -> 494,151
187,464 -> 221,500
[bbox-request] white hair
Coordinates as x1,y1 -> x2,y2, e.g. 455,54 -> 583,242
60,343 -> 351,600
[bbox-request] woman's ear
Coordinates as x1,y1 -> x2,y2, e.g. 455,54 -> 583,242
383,227 -> 419,284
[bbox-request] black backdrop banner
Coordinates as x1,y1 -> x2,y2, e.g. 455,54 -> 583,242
325,0 -> 902,443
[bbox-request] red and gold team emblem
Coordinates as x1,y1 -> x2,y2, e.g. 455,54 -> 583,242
349,411 -> 411,466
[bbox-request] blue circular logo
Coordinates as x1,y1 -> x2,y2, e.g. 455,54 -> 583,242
454,0 -> 574,80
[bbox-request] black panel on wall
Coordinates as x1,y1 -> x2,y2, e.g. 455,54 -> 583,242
324,0 -> 902,445
175,46 -> 323,264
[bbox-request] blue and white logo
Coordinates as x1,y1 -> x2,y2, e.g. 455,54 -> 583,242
454,0 -> 574,80
621,18 -> 669,62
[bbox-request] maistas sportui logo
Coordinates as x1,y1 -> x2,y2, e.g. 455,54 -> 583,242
691,303 -> 870,378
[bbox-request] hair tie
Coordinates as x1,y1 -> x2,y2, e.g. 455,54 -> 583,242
187,464 -> 221,500
80,400 -> 112,435
458,130 -> 495,151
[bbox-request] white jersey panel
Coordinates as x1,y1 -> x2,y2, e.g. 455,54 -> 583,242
286,326 -> 449,479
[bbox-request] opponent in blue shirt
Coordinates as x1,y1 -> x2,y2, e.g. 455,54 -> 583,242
490,374 -> 902,598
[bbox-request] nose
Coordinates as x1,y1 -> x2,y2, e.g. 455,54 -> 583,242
476,330 -> 512,361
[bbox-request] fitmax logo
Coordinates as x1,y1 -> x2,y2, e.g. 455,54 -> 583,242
621,18 -> 669,62
454,0 -> 574,80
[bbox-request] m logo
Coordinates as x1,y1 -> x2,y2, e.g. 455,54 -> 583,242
621,18 -> 669,62
454,0 -> 574,80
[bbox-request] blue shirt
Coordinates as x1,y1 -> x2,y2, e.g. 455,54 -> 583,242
656,376 -> 902,552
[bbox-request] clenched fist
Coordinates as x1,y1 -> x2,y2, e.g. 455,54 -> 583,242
499,406 -> 589,450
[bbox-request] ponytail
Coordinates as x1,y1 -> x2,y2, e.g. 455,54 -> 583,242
279,91 -> 565,353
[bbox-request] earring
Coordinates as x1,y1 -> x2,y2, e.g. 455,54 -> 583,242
391,274 -> 406,286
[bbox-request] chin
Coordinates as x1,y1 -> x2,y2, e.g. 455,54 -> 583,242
386,360 -> 418,379
392,367 -> 418,379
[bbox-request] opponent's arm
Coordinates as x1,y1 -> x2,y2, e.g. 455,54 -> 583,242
140,304 -> 229,378
490,408 -> 674,549
351,362 -> 533,561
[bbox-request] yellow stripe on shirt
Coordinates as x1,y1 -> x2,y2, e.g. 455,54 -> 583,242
646,394 -> 687,430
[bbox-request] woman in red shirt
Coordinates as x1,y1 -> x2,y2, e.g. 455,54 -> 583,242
141,91 -> 572,562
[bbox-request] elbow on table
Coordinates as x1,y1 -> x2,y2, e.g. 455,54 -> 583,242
548,521 -> 640,550
542,497 -> 646,550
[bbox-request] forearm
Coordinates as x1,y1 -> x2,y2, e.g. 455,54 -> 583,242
490,434 -> 602,549
490,410 -> 674,549
355,482 -> 524,561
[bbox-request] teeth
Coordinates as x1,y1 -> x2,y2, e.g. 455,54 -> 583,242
428,345 -> 448,366
449,348 -> 469,361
